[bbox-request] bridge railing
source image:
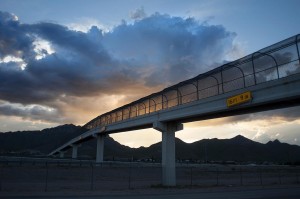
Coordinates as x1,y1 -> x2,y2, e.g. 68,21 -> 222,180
84,34 -> 300,129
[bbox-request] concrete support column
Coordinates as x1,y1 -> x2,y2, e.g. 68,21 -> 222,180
59,151 -> 65,158
153,121 -> 183,186
162,127 -> 175,186
96,134 -> 105,163
71,144 -> 78,159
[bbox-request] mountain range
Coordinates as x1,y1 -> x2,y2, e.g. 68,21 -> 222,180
1,124 -> 300,164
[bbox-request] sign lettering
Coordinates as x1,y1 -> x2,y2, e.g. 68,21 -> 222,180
227,91 -> 252,107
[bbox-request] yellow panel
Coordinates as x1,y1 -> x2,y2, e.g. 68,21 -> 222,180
227,91 -> 252,107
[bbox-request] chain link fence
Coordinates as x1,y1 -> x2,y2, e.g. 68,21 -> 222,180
1,160 -> 300,192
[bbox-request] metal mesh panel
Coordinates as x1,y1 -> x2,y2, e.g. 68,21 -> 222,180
111,113 -> 116,123
122,108 -> 130,120
253,52 -> 278,84
163,90 -> 179,108
178,83 -> 198,104
116,111 -> 122,122
149,95 -> 162,113
271,45 -> 298,65
198,77 -> 219,99
253,53 -> 277,73
222,66 -> 245,93
130,105 -> 138,118
105,115 -> 111,125
238,61 -> 255,87
138,102 -> 147,116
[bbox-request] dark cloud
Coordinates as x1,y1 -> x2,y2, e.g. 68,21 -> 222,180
27,23 -> 112,66
0,11 -> 35,61
0,11 -> 239,123
103,14 -> 236,86
0,101 -> 63,123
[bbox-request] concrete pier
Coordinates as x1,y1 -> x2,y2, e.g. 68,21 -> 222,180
96,134 -> 104,163
71,144 -> 78,159
59,151 -> 65,158
154,122 -> 183,186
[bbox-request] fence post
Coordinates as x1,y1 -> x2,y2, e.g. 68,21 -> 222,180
190,167 -> 193,186
259,168 -> 263,186
296,35 -> 300,65
90,163 -> 94,191
128,164 -> 132,189
240,167 -> 243,186
251,54 -> 257,85
278,169 -> 282,185
216,168 -> 219,186
44,162 -> 49,192
220,66 -> 224,93
0,165 -> 3,191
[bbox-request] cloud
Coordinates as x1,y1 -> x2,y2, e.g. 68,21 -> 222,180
227,106 -> 300,125
130,7 -> 147,20
185,106 -> 300,145
102,13 -> 237,86
251,120 -> 300,145
67,18 -> 112,33
0,12 -> 35,61
0,101 -> 63,123
0,11 -> 240,125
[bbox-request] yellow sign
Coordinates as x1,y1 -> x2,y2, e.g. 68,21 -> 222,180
227,91 -> 252,107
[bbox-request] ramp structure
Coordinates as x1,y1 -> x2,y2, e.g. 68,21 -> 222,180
49,35 -> 300,186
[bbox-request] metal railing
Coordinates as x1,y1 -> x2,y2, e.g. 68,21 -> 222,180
84,34 -> 300,129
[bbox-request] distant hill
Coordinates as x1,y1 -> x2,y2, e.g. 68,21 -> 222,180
0,124 -> 84,154
128,135 -> 300,163
1,125 -> 300,164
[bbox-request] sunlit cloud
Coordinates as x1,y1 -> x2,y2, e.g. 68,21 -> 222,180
0,55 -> 27,70
33,37 -> 55,60
0,115 -> 58,133
180,106 -> 300,147
111,128 -> 161,148
67,17 -> 112,33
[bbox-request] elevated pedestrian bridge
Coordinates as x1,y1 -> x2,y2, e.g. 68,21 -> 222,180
49,34 -> 300,186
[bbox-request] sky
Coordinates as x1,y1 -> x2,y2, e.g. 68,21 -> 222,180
0,0 -> 300,148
